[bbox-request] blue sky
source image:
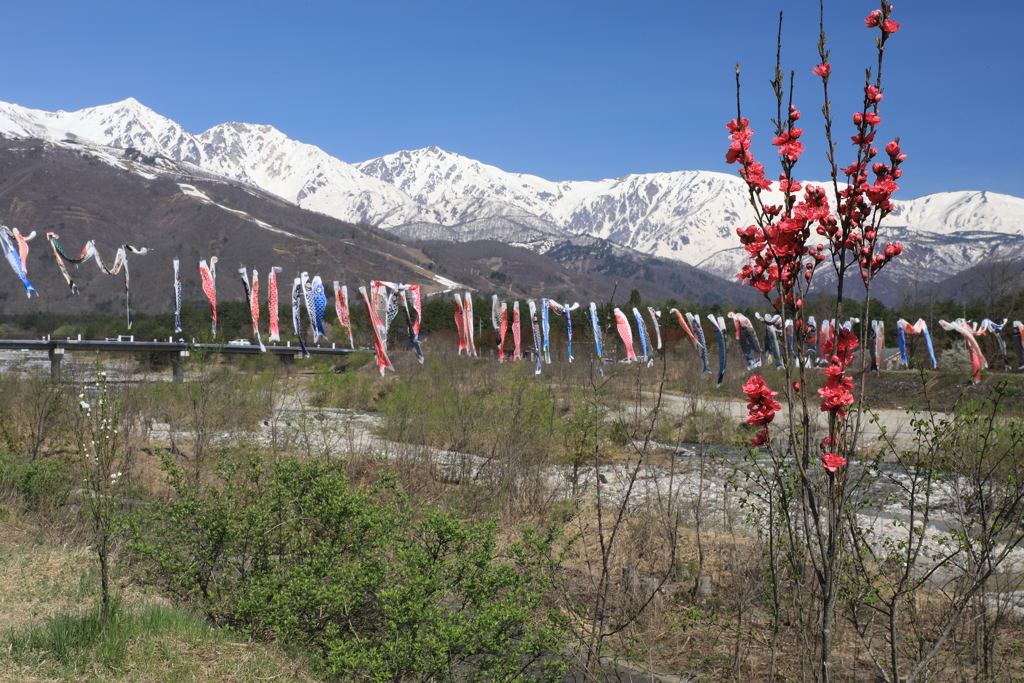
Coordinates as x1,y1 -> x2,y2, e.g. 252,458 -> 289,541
2,0 -> 1020,199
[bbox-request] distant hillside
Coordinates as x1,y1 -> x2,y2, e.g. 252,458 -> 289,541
915,259 -> 1024,307
0,137 -> 758,324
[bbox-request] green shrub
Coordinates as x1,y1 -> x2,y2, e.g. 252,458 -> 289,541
309,368 -> 377,410
19,458 -> 73,512
127,452 -> 569,682
0,451 -> 73,514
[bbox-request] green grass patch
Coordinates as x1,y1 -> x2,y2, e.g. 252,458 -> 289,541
3,597 -> 312,681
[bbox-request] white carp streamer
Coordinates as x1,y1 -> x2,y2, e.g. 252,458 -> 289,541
647,307 -> 663,351
45,232 -> 148,327
463,293 -> 476,357
528,299 -> 542,375
173,259 -> 182,333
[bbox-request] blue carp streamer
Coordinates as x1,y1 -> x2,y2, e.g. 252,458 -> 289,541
590,303 -> 604,375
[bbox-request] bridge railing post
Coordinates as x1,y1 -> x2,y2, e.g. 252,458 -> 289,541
172,350 -> 189,382
48,347 -> 65,380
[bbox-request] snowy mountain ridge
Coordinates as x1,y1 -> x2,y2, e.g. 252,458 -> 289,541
2,97 -> 1023,299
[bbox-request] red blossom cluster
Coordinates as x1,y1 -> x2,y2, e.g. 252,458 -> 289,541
726,118 -> 770,191
821,6 -> 906,285
833,96 -> 906,283
818,328 -> 858,419
734,180 -> 830,307
743,374 -> 781,446
864,8 -> 900,34
819,437 -> 847,473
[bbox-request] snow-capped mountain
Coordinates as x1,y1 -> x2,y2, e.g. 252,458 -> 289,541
2,98 -> 1023,304
355,146 -> 1024,300
0,98 -> 413,226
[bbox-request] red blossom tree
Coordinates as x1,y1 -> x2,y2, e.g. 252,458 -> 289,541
729,2 -> 904,680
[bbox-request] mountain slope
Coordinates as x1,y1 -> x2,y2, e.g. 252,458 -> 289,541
0,137 -> 758,318
2,99 -> 1023,308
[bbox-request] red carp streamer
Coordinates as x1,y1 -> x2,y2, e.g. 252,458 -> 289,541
268,267 -> 283,341
613,307 -> 637,361
939,318 -> 987,383
512,301 -> 523,361
360,285 -> 394,376
200,257 -> 218,335
333,281 -> 354,349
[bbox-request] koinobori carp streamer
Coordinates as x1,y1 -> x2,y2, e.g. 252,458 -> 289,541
613,308 -> 636,362
360,284 -> 394,376
12,229 -> 35,274
632,307 -> 652,367
685,311 -> 712,376
528,299 -> 542,375
454,294 -> 468,355
512,301 -> 522,361
728,312 -> 762,370
291,277 -> 310,358
238,267 -> 266,352
590,302 -> 604,375
200,257 -> 218,335
399,287 -> 424,363
1,227 -> 37,298
707,314 -> 728,387
311,276 -> 328,341
670,308 -> 709,373
173,258 -> 182,334
333,280 -> 354,349
491,294 -> 504,361
301,273 -> 319,343
498,299 -> 508,361
268,267 -> 283,342
45,232 -> 148,326
45,232 -> 89,295
371,280 -> 423,361
870,320 -> 885,372
463,293 -> 476,357
563,302 -> 580,362
755,312 -> 785,370
1014,322 -> 1024,371
647,307 -> 663,351
541,298 -> 552,364
974,318 -> 1009,371
939,318 -> 987,383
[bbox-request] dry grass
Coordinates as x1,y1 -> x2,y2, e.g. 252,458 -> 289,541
0,512 -> 318,683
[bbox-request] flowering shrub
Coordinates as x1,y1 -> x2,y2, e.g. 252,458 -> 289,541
726,3 -> 907,680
